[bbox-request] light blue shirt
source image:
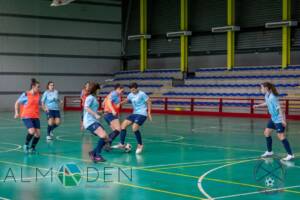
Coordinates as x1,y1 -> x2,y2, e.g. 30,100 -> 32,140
83,95 -> 99,128
42,90 -> 60,110
18,93 -> 28,105
127,91 -> 149,116
265,92 -> 283,123
110,91 -> 120,104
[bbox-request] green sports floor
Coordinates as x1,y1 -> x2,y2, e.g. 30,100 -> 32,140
0,111 -> 299,200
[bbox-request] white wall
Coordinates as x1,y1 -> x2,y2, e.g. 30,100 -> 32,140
0,0 -> 122,111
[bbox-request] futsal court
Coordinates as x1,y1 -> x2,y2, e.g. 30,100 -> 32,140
0,111 -> 299,200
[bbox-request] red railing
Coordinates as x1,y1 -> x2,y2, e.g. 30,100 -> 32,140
64,96 -> 300,120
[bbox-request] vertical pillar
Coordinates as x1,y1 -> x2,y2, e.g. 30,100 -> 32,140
227,0 -> 235,70
140,0 -> 147,72
180,0 -> 188,72
282,0 -> 291,69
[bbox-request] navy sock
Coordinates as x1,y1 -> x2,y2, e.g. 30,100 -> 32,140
31,137 -> 40,149
93,138 -> 106,156
52,124 -> 58,130
134,130 -> 143,145
109,130 -> 120,144
25,134 -> 34,145
282,139 -> 293,155
266,136 -> 272,152
47,125 -> 52,136
120,129 -> 127,145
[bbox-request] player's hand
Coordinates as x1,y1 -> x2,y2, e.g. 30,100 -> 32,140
148,114 -> 152,121
253,105 -> 258,109
112,110 -> 117,116
45,108 -> 49,113
282,120 -> 287,127
14,113 -> 19,119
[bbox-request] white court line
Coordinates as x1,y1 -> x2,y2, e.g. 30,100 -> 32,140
0,197 -> 10,200
197,158 -> 260,200
0,143 -> 22,153
213,185 -> 300,199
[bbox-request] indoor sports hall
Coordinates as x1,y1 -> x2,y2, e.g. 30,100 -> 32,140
0,0 -> 300,200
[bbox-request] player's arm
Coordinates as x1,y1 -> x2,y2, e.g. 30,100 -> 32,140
107,95 -> 117,115
14,100 -> 20,119
84,98 -> 100,119
120,98 -> 129,105
253,102 -> 267,109
41,93 -> 48,112
14,93 -> 26,119
147,98 -> 152,121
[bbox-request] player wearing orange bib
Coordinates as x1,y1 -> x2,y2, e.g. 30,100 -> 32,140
102,84 -> 124,147
14,79 -> 41,154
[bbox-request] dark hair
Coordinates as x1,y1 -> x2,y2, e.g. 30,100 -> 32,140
31,78 -> 40,88
47,81 -> 54,90
129,82 -> 138,89
114,83 -> 123,90
87,82 -> 100,95
261,82 -> 279,96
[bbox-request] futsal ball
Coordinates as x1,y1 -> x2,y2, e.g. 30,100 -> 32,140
124,143 -> 132,153
265,177 -> 275,187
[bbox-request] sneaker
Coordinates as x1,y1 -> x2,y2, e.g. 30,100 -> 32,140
94,155 -> 106,162
50,131 -> 54,137
136,145 -> 144,154
261,151 -> 273,158
111,143 -> 126,149
282,154 -> 295,161
46,136 -> 53,140
23,145 -> 29,153
29,148 -> 37,154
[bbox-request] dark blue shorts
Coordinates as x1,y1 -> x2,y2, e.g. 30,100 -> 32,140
103,113 -> 119,125
22,118 -> 40,129
81,110 -> 84,121
86,122 -> 104,135
127,114 -> 147,126
46,110 -> 61,119
267,119 -> 285,133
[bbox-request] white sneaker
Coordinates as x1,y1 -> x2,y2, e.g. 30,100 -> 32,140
282,154 -> 295,161
261,151 -> 273,158
136,145 -> 143,154
46,136 -> 53,140
111,143 -> 125,149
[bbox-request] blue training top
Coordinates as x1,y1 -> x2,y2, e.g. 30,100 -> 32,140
265,92 -> 283,123
83,95 -> 99,129
41,90 -> 60,110
127,90 -> 149,116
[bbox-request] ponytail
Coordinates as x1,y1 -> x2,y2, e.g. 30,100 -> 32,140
261,82 -> 279,96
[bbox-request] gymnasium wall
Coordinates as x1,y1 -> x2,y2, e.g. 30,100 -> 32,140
0,0 -> 122,111
124,0 -> 300,70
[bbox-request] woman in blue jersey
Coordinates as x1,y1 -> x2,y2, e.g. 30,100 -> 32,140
113,82 -> 152,154
84,82 -> 109,162
42,81 -> 61,140
254,82 -> 294,161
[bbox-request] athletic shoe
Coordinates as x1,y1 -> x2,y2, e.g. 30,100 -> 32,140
94,155 -> 106,162
282,154 -> 295,161
23,145 -> 29,153
261,151 -> 273,158
46,136 -> 53,140
111,143 -> 126,149
50,131 -> 54,137
136,145 -> 143,154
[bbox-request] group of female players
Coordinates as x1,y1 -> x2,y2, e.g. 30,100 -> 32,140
14,78 -> 294,162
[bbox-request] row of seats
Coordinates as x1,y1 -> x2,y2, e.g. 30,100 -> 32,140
114,69 -> 180,75
163,92 -> 287,97
175,83 -> 299,88
152,100 -> 251,107
103,84 -> 163,88
99,92 -> 153,96
196,66 -> 300,72
114,77 -> 173,81
190,75 -> 300,80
